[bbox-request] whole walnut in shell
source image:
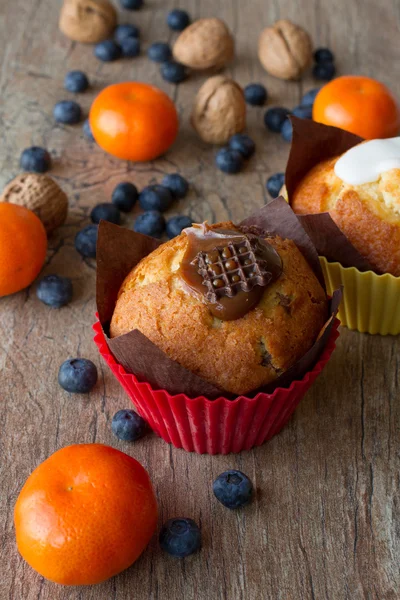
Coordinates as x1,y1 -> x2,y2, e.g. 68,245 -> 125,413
173,18 -> 234,70
1,174 -> 68,235
59,0 -> 117,44
258,19 -> 313,80
191,76 -> 246,144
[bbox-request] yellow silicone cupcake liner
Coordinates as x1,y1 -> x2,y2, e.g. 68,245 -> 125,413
320,256 -> 400,335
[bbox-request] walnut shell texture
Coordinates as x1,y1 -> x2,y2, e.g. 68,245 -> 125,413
173,18 -> 234,70
1,174 -> 68,235
59,0 -> 117,44
258,19 -> 313,80
191,75 -> 246,144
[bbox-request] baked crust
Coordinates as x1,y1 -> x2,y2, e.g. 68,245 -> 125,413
291,151 -> 400,275
110,223 -> 327,395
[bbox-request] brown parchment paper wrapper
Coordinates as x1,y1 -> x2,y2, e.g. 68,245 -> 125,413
96,198 -> 341,399
285,117 -> 376,273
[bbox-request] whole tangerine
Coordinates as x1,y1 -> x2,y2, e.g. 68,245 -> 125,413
90,82 -> 179,161
14,444 -> 158,586
313,75 -> 400,139
0,203 -> 47,297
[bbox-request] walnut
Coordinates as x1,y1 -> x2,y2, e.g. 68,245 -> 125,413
191,76 -> 246,144
1,174 -> 68,235
59,0 -> 117,44
173,18 -> 234,70
258,19 -> 313,80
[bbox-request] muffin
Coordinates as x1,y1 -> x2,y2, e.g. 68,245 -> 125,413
291,144 -> 400,276
284,117 -> 400,335
110,221 -> 328,395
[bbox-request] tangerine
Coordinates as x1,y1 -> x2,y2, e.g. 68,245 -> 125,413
313,75 -> 400,139
0,203 -> 47,296
14,444 -> 158,585
90,82 -> 179,161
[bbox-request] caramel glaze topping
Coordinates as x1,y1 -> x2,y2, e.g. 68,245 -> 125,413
179,223 -> 283,320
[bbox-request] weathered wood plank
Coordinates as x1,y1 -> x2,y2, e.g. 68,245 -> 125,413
1,0 -> 400,599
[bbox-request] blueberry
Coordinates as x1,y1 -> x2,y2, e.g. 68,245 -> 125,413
161,61 -> 188,84
64,70 -> 89,93
264,107 -> 290,133
166,215 -> 192,238
266,172 -> 285,199
133,211 -> 166,238
215,148 -> 243,174
94,40 -> 122,62
20,147 -> 51,173
58,358 -> 98,394
120,0 -> 143,9
300,88 -> 321,107
112,182 -> 138,212
75,225 -> 98,258
139,185 -> 173,212
90,203 -> 121,225
120,36 -> 140,57
54,100 -> 82,125
161,173 -> 189,199
159,518 -> 201,558
244,83 -> 267,106
36,275 -> 73,308
281,118 -> 293,142
228,134 -> 255,159
291,105 -> 313,119
147,42 -> 172,63
83,119 -> 95,142
111,409 -> 146,441
313,62 -> 336,81
213,470 -> 253,509
167,9 -> 190,31
314,47 -> 334,64
114,23 -> 140,44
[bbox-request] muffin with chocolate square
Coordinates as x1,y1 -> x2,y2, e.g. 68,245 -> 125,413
110,222 -> 328,395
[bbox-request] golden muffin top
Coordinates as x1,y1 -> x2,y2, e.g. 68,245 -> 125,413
110,222 -> 328,395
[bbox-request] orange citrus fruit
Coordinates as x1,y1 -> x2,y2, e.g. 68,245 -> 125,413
0,203 -> 47,296
313,75 -> 400,139
14,444 -> 158,585
90,82 -> 179,161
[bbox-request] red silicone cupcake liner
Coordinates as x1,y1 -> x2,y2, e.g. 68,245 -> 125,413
93,318 -> 340,455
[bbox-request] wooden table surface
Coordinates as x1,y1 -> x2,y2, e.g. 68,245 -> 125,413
1,1 -> 400,599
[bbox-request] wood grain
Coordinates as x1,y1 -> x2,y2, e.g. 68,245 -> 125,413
1,0 -> 400,599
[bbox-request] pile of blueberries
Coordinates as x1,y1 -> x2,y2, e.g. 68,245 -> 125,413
38,175 -> 190,280
93,6 -> 191,84
312,47 -> 336,82
215,133 -> 256,174
35,174 -> 191,311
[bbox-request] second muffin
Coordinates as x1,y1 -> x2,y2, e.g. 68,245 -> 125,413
291,144 -> 400,276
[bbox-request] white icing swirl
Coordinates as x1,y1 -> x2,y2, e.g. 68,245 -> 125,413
334,137 -> 400,185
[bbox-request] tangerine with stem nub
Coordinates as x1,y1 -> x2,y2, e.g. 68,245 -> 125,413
14,444 -> 158,585
90,82 -> 179,162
